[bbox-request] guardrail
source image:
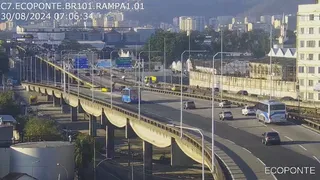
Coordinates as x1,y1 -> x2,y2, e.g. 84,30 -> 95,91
23,82 -> 229,180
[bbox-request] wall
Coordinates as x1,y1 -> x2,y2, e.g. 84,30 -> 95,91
189,71 -> 297,98
0,148 -> 10,178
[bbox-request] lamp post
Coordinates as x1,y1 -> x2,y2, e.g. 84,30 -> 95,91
138,51 -> 161,86
167,124 -> 205,180
31,160 -> 40,177
180,50 -> 207,138
269,24 -> 273,100
57,163 -> 68,179
110,50 -> 118,109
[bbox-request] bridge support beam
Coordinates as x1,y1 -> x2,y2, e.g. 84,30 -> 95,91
100,109 -> 107,126
143,141 -> 153,180
125,120 -> 137,139
89,115 -> 97,136
71,106 -> 77,122
78,99 -> 84,113
46,95 -> 53,102
105,124 -> 115,159
53,96 -> 61,107
170,138 -> 195,167
61,98 -> 70,114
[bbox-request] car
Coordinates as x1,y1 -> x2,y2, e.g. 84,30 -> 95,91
111,74 -> 116,78
219,100 -> 232,108
242,106 -> 256,116
85,72 -> 90,76
219,111 -> 233,120
262,131 -> 281,145
237,90 -> 248,96
184,101 -> 196,109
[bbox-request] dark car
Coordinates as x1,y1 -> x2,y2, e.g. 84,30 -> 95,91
85,72 -> 90,76
237,90 -> 248,96
184,101 -> 196,109
219,111 -> 233,120
262,131 -> 281,145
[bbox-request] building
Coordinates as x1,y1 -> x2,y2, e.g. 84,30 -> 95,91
179,16 -> 205,32
249,58 -> 296,81
260,15 -> 272,24
297,0 -> 320,101
217,16 -> 233,25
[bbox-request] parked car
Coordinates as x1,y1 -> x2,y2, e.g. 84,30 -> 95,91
184,101 -> 196,109
237,90 -> 248,96
219,111 -> 233,120
242,105 -> 256,116
219,100 -> 232,108
262,131 -> 281,145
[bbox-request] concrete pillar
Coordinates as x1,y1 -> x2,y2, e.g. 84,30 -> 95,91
61,98 -> 70,114
89,115 -> 97,136
71,106 -> 77,122
53,96 -> 61,107
105,124 -> 115,159
170,138 -> 195,167
143,141 -> 153,180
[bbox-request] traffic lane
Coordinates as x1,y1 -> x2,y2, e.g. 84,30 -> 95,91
75,87 -> 320,180
140,91 -> 320,159
73,88 -> 262,179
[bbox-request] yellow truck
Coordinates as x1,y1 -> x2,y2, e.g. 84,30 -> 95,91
29,95 -> 38,105
144,76 -> 157,84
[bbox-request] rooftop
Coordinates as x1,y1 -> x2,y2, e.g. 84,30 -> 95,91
11,141 -> 73,148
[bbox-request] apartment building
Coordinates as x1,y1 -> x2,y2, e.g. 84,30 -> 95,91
297,0 -> 320,101
179,16 -> 205,32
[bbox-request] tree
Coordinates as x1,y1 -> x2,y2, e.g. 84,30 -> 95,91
0,91 -> 20,116
0,51 -> 9,75
24,117 -> 62,141
74,133 -> 94,179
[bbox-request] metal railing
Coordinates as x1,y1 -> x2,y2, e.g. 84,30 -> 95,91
23,82 -> 228,180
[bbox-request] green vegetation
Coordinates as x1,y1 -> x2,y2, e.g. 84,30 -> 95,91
74,133 -> 95,179
24,117 -> 62,141
0,91 -> 20,116
0,49 -> 9,75
57,39 -> 97,52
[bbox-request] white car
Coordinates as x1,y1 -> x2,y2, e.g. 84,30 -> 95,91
219,100 -> 232,108
242,106 -> 256,116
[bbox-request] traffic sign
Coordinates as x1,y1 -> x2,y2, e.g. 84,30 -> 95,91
96,59 -> 112,68
116,57 -> 132,68
73,57 -> 89,69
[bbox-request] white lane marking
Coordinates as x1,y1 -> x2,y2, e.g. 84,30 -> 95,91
242,147 -> 252,154
271,173 -> 278,180
299,145 -> 307,151
257,158 -> 266,166
271,128 -> 278,133
313,156 -> 320,163
226,139 -> 235,144
284,136 -> 293,141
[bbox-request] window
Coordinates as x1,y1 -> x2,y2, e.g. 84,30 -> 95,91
300,28 -> 305,34
300,41 -> 305,47
319,27 -> 320,34
308,93 -> 314,100
256,103 -> 268,112
319,54 -> 320,60
319,40 -> 320,47
308,67 -> 315,73
310,14 -> 315,21
307,41 -> 316,47
300,54 -> 305,60
270,104 -> 286,111
308,54 -> 314,60
299,79 -> 304,86
309,27 -> 314,34
309,80 -> 314,86
299,66 -> 305,73
318,93 -> 320,101
318,67 -> 320,73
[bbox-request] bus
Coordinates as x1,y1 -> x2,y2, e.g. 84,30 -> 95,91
122,87 -> 140,103
255,100 -> 287,124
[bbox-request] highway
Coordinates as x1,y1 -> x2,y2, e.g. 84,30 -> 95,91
27,54 -> 320,179
66,82 -> 320,180
71,71 -> 320,179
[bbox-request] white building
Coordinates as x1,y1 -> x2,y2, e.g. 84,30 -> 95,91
222,60 -> 249,76
179,16 -> 205,32
297,0 -> 320,101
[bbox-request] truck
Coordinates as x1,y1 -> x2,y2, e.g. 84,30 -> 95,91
144,76 -> 157,83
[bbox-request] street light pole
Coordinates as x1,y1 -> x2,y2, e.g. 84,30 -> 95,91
110,50 -> 118,109
167,124 -> 205,180
180,50 -> 207,138
269,24 -> 273,100
56,163 -> 68,179
220,29 -> 223,100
